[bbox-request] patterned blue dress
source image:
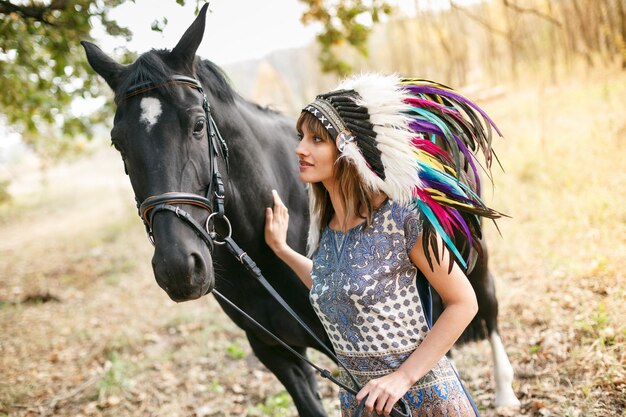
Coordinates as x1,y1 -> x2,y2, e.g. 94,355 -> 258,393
310,200 -> 478,417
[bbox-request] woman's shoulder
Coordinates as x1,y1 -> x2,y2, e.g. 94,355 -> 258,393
370,200 -> 423,253
387,200 -> 421,223
369,199 -> 422,233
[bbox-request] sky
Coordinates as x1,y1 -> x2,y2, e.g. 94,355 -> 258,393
100,0 -> 321,65
2,0 -> 484,161
98,0 -> 484,65
4,1 -> 325,161
96,0 -> 475,64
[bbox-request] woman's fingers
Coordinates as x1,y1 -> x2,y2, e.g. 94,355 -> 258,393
272,189 -> 282,202
265,190 -> 290,253
273,189 -> 287,208
272,189 -> 283,208
355,384 -> 369,403
379,394 -> 399,416
265,207 -> 273,225
356,379 -> 404,417
372,393 -> 397,416
272,190 -> 288,219
358,384 -> 380,412
367,391 -> 386,415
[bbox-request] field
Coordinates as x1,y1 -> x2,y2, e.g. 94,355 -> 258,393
0,68 -> 625,417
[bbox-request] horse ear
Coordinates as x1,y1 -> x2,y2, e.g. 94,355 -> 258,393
170,3 -> 209,70
81,41 -> 125,90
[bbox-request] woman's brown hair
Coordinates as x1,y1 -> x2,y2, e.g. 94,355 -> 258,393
296,111 -> 382,235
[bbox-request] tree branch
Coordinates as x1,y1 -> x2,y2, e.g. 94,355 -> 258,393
449,1 -> 509,38
502,0 -> 562,27
0,0 -> 69,23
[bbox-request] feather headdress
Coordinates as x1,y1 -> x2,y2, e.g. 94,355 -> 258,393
303,73 -> 503,271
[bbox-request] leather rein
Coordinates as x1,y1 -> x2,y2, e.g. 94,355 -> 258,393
120,75 -> 411,417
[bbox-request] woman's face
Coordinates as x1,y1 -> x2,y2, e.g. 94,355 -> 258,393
295,123 -> 338,184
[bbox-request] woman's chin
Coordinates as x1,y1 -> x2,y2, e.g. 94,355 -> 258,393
298,172 -> 315,183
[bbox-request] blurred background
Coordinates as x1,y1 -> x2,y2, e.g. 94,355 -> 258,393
1,1 -> 624,416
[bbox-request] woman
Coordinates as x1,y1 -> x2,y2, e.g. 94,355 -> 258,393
265,73 -> 501,417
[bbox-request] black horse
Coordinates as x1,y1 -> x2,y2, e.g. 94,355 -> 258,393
82,4 -> 519,415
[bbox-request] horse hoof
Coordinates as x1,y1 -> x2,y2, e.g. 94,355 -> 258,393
494,389 -> 521,408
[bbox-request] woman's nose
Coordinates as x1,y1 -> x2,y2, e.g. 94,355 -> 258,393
295,141 -> 308,156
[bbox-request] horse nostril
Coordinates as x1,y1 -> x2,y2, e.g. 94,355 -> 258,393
189,252 -> 207,284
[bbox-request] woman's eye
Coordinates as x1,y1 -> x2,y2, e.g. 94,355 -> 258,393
193,119 -> 206,134
297,133 -> 303,141
313,136 -> 322,143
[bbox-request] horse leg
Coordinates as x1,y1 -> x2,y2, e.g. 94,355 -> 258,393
247,332 -> 327,417
472,241 -> 520,407
488,321 -> 520,407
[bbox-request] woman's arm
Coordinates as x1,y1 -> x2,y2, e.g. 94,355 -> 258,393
397,232 -> 478,381
356,232 -> 478,416
264,190 -> 313,289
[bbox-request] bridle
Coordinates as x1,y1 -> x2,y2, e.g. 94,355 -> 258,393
120,75 -> 411,417
122,75 -> 229,252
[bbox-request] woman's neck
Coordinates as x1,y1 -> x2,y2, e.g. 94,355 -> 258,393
323,180 -> 346,225
323,179 -> 387,232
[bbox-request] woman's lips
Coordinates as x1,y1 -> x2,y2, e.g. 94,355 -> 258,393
299,160 -> 313,170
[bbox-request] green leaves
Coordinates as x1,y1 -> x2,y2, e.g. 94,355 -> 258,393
151,16 -> 169,33
300,0 -> 393,75
0,0 -> 390,161
0,0 -> 127,160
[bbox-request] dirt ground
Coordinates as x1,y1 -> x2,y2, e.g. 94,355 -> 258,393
1,69 -> 625,417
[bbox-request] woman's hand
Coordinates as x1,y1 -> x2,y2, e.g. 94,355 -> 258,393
355,370 -> 413,416
265,189 -> 290,255
264,189 -> 313,288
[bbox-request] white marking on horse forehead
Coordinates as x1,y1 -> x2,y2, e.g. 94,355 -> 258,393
139,97 -> 162,132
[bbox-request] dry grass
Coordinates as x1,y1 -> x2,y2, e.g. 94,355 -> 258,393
454,67 -> 626,416
0,68 -> 625,417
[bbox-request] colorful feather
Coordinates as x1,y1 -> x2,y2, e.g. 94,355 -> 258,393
400,78 -> 503,270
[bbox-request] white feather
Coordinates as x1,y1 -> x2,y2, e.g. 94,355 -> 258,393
307,73 -> 426,251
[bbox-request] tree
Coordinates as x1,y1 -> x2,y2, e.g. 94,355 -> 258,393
0,0 -> 136,159
0,0 -> 391,161
299,0 -> 393,75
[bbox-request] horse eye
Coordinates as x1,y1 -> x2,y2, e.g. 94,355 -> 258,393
111,141 -> 125,157
193,119 -> 206,135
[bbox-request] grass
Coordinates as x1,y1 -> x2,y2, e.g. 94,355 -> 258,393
226,342 -> 248,360
249,391 -> 294,417
473,66 -> 626,415
97,352 -> 134,401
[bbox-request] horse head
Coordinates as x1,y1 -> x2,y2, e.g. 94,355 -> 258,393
82,5 -> 219,302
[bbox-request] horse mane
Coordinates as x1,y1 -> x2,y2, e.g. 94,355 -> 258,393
114,49 -> 240,107
195,59 -> 237,105
195,60 -> 285,116
115,50 -> 177,104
